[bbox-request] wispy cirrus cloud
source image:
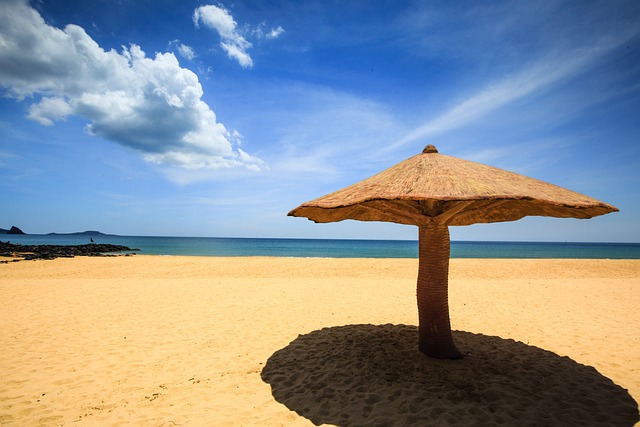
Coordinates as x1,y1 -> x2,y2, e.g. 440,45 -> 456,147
391,34 -> 637,151
365,0 -> 639,160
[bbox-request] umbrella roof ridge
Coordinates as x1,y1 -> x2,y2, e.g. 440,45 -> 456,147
288,145 -> 618,226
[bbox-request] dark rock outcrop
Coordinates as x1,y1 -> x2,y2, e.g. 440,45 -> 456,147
0,241 -> 139,262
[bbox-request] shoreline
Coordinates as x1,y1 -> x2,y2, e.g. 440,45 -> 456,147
4,252 -> 640,261
3,236 -> 639,260
1,256 -> 639,425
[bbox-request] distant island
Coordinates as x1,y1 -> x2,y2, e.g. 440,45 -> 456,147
0,226 -> 114,236
0,226 -> 26,234
46,230 -> 113,236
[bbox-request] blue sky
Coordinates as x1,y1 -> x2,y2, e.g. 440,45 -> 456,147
1,0 -> 638,242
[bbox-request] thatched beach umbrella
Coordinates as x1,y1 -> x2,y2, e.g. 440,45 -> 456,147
288,145 -> 618,359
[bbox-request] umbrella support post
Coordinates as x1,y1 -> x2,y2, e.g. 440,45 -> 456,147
417,224 -> 463,359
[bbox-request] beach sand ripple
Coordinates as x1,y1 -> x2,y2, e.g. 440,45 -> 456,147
262,324 -> 640,426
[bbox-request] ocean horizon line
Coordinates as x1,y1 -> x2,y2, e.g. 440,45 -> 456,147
3,234 -> 639,259
3,232 -> 638,245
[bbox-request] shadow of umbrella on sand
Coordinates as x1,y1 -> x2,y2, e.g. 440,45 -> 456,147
261,324 -> 640,426
289,145 -> 618,359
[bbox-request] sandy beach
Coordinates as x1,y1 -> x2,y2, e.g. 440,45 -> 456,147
1,256 -> 639,426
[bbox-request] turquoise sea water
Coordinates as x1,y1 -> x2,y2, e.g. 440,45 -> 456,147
3,234 -> 639,259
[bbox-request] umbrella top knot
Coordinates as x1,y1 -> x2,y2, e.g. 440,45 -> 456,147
422,144 -> 438,154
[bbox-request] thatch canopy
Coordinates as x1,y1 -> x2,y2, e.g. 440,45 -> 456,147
288,145 -> 618,226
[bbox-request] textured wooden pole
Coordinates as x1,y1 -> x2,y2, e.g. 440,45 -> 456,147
417,224 -> 463,359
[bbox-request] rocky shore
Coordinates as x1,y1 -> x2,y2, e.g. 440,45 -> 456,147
0,241 -> 139,262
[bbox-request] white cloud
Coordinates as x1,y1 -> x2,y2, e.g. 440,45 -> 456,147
220,40 -> 253,68
194,4 -> 253,68
178,44 -> 195,60
266,26 -> 285,40
169,40 -> 196,60
254,23 -> 285,40
0,0 -> 264,172
193,4 -> 285,68
27,97 -> 74,125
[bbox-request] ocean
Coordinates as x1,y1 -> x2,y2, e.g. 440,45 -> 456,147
2,234 -> 639,259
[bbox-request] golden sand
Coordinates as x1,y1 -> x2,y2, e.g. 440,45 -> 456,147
1,256 -> 639,426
